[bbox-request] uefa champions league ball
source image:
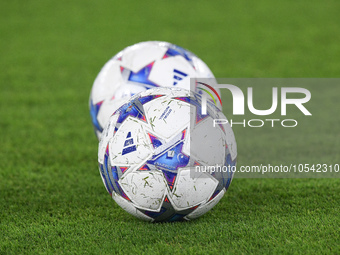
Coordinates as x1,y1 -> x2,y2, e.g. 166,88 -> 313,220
89,41 -> 221,140
98,87 -> 237,222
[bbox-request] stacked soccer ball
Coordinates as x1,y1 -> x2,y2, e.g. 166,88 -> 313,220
89,41 -> 237,222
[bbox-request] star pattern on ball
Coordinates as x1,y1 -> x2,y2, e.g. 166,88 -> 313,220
120,61 -> 159,88
115,97 -> 147,124
138,195 -> 199,222
115,94 -> 165,125
100,144 -> 131,201
143,129 -> 189,191
162,46 -> 195,69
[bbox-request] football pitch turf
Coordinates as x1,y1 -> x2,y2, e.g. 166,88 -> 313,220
1,0 -> 339,254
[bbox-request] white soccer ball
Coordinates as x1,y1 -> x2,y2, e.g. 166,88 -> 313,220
89,41 -> 221,140
98,87 -> 237,222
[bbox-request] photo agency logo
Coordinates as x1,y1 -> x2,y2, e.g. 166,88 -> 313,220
198,80 -> 312,128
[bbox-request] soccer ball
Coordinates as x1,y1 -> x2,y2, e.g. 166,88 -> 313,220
98,87 -> 237,222
89,41 -> 221,140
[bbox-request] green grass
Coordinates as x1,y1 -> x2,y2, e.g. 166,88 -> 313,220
0,0 -> 339,254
